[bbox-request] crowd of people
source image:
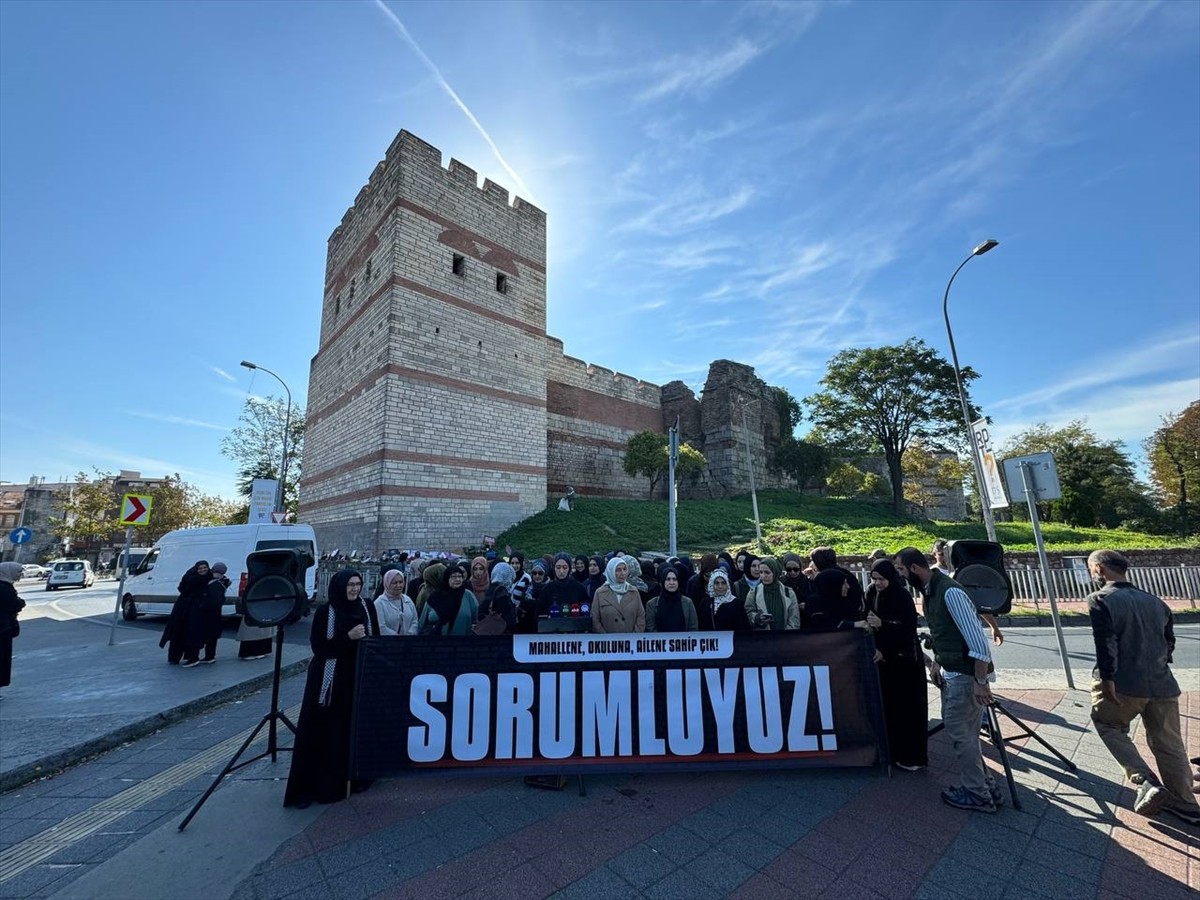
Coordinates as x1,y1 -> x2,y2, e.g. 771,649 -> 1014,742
282,543 -> 948,808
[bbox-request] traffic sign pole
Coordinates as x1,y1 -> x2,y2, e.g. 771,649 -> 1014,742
109,526 -> 135,646
1018,462 -> 1075,689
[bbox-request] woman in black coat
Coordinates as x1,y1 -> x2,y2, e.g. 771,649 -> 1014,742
162,560 -> 208,665
865,559 -> 928,770
0,562 -> 27,692
183,562 -> 228,666
284,569 -> 380,807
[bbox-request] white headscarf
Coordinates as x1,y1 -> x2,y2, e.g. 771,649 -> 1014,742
708,570 -> 735,612
0,562 -> 23,583
604,557 -> 630,595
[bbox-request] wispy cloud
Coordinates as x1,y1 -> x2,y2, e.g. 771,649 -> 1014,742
209,365 -> 236,383
372,0 -> 535,202
637,37 -> 765,102
613,184 -> 756,236
122,410 -> 230,432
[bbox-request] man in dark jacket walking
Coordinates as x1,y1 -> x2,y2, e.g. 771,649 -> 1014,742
1087,549 -> 1200,825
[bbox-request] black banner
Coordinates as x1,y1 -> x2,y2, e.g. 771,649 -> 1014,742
351,630 -> 888,778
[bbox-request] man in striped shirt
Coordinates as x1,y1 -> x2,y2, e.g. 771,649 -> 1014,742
896,547 -> 1001,813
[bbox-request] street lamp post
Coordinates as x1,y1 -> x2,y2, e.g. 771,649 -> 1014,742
942,239 -> 999,543
733,396 -> 765,548
240,360 -> 292,516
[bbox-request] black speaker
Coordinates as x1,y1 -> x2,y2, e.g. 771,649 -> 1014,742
948,540 -> 1013,615
241,548 -> 311,627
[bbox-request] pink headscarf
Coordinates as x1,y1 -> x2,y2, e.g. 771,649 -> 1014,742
382,569 -> 405,593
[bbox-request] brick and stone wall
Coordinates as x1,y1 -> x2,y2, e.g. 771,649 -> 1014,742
545,342 -> 663,499
302,131 -> 549,552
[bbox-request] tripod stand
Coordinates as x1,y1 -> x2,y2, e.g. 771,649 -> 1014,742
179,624 -> 295,831
928,691 -> 1077,811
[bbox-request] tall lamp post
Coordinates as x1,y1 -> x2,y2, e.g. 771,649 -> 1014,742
943,239 -> 999,543
240,360 -> 292,516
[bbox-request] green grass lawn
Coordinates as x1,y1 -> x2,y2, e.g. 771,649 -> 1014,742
495,490 -> 1198,557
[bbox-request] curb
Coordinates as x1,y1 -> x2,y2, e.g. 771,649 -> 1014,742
996,610 -> 1199,628
0,656 -> 312,794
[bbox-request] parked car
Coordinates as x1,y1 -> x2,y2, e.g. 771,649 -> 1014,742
21,564 -> 48,580
46,559 -> 95,590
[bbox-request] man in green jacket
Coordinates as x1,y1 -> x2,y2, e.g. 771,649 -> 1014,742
896,547 -> 1001,813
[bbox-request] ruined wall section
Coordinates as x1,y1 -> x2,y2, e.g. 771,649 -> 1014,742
302,130 -> 549,552
545,340 -> 664,499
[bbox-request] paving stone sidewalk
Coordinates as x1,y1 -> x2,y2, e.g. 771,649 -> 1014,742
220,687 -> 1198,900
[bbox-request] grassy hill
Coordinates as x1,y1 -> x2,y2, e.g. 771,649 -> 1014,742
495,490 -> 1198,557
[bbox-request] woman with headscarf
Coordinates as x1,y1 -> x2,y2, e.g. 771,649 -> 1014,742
746,558 -> 801,630
162,560 -> 208,665
706,570 -> 751,632
638,560 -> 660,603
0,562 -> 26,693
733,554 -> 762,605
717,552 -> 740,584
779,552 -> 815,627
182,562 -> 229,667
687,554 -> 719,607
374,569 -> 418,636
415,561 -> 445,615
418,564 -> 478,635
508,554 -> 534,627
479,561 -> 518,634
467,557 -> 491,606
584,556 -> 606,600
865,558 -> 927,771
284,569 -> 380,807
539,553 -> 588,619
623,555 -> 648,595
645,564 -> 698,632
592,557 -> 645,634
571,555 -> 589,584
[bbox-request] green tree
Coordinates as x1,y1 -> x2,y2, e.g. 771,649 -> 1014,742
769,438 -> 830,489
772,387 -> 802,438
825,462 -> 867,497
220,396 -> 306,514
623,430 -> 707,498
902,441 -> 970,517
144,475 -> 241,541
1001,421 -> 1153,527
805,338 -> 977,516
50,471 -> 119,556
1145,401 -> 1200,525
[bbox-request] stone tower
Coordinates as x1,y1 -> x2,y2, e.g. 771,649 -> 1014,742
300,131 -> 549,552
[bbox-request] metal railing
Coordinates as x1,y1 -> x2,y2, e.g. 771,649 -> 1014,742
854,565 -> 1200,608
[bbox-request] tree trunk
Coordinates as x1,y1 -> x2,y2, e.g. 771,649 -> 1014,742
886,452 -> 904,516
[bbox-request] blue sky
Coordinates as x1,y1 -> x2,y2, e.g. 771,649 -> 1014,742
1,0 -> 1197,501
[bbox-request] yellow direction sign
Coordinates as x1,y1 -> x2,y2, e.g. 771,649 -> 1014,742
119,493 -> 153,527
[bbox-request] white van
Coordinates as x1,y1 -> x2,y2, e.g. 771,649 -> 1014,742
120,523 -> 318,620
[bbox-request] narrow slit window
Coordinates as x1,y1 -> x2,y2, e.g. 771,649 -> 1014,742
495,272 -> 508,294
349,277 -> 356,303
335,293 -> 341,316
452,254 -> 465,276
365,259 -> 373,282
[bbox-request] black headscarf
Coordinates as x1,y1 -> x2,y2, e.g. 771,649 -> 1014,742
719,551 -> 740,582
572,554 -> 590,583
426,565 -> 467,632
585,556 -> 606,598
327,569 -> 368,627
654,564 -> 687,632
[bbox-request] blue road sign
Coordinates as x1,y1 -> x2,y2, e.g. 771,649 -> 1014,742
9,527 -> 32,545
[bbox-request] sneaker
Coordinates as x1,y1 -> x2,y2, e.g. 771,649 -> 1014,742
941,786 -> 997,814
181,660 -> 201,668
1164,805 -> 1200,826
202,658 -> 216,665
896,763 -> 926,772
987,781 -> 1006,808
1134,782 -> 1167,816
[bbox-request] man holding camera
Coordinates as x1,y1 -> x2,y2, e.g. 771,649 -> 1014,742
895,547 -> 1001,813
1086,549 -> 1200,825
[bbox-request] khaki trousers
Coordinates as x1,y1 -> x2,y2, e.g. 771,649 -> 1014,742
1090,680 -> 1199,812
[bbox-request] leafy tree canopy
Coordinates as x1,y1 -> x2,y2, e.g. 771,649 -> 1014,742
805,338 -> 977,515
1000,420 -> 1153,528
220,395 -> 306,514
623,431 -> 707,499
1145,401 -> 1200,523
769,438 -> 831,490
